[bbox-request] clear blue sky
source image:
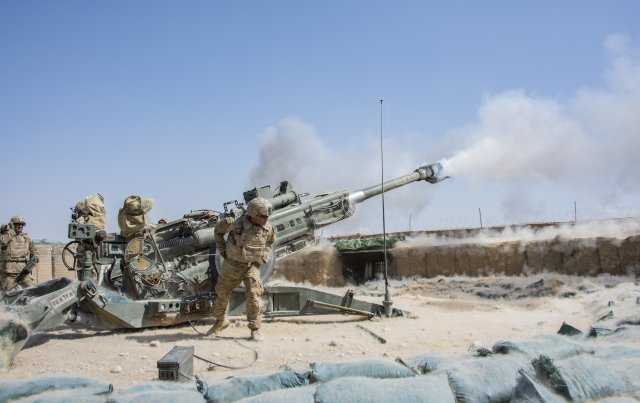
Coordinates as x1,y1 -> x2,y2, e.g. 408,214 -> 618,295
2,1 -> 639,241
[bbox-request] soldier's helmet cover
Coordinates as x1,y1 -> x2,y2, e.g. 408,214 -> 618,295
10,216 -> 26,224
246,198 -> 272,218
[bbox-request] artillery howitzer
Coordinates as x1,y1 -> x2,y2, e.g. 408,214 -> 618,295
1,163 -> 447,363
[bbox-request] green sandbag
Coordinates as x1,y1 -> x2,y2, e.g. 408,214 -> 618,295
205,370 -> 310,403
310,358 -> 415,383
315,374 -> 454,403
235,385 -> 316,403
0,375 -> 113,402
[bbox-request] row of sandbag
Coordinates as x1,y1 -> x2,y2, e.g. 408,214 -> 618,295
205,326 -> 640,402
3,328 -> 639,402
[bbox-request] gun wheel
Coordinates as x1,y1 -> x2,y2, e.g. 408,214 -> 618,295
61,241 -> 81,271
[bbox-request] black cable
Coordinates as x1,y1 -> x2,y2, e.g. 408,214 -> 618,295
194,341 -> 258,370
185,313 -> 209,336
185,314 -> 259,369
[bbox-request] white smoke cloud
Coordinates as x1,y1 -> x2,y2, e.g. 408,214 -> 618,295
440,91 -> 597,183
249,117 -> 439,235
250,34 -> 640,235
441,34 -> 640,191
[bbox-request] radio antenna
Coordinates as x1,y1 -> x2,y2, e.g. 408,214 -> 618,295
380,99 -> 393,317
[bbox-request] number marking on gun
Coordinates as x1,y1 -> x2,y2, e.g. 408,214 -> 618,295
50,289 -> 75,309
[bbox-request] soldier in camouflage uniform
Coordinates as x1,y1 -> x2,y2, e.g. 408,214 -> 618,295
208,197 -> 276,341
0,216 -> 39,291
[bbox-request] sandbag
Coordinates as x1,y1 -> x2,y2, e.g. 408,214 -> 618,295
492,334 -> 589,359
588,325 -> 640,342
112,389 -> 206,403
235,385 -> 316,403
310,358 -> 416,383
0,375 -> 113,402
11,388 -> 109,403
589,344 -> 640,362
73,194 -> 107,231
510,369 -> 565,403
204,370 -> 310,403
446,352 -> 531,403
400,352 -> 456,374
119,380 -> 201,395
531,354 -> 630,400
315,374 -> 454,403
118,195 -> 154,238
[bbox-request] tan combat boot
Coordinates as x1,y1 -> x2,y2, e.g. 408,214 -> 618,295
206,318 -> 229,336
250,329 -> 263,341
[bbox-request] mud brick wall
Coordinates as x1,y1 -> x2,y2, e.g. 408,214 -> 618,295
33,244 -> 54,283
388,236 -> 640,279
275,246 -> 343,287
31,243 -> 76,285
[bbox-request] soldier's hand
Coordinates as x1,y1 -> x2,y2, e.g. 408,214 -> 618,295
33,256 -> 39,263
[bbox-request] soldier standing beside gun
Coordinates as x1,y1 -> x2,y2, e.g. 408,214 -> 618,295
208,198 -> 275,341
0,216 -> 39,291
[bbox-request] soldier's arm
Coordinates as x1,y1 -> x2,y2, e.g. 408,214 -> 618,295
214,216 -> 234,257
262,227 -> 276,263
29,238 -> 39,263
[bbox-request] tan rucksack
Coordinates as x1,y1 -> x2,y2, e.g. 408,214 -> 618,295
74,194 -> 107,231
117,195 -> 154,238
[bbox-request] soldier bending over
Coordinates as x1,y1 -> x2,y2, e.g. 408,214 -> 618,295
208,198 -> 276,341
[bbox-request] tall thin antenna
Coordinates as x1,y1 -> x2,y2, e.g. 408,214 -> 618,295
380,99 -> 393,317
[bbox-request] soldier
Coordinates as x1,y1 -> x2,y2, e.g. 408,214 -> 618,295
0,216 -> 39,291
208,197 -> 276,341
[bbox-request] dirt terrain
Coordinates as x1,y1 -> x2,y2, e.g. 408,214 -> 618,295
2,273 -> 638,392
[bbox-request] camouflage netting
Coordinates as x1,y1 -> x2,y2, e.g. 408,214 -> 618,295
334,236 -> 405,252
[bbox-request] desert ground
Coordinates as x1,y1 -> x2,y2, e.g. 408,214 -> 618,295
2,272 -> 638,394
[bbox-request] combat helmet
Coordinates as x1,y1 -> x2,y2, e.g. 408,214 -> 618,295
10,216 -> 26,225
246,198 -> 272,218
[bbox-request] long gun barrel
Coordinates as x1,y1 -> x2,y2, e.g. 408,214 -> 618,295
347,162 -> 447,205
267,162 -> 448,258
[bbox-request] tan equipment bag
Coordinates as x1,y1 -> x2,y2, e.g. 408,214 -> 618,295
118,195 -> 154,238
74,194 -> 107,231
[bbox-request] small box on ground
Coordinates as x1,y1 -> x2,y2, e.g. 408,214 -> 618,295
157,345 -> 194,382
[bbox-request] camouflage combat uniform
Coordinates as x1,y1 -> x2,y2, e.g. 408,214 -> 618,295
212,211 -> 276,332
0,225 -> 38,291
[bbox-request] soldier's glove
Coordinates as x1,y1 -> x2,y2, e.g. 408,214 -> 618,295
33,256 -> 39,263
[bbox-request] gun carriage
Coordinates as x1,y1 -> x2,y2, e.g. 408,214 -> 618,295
1,163 -> 448,362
